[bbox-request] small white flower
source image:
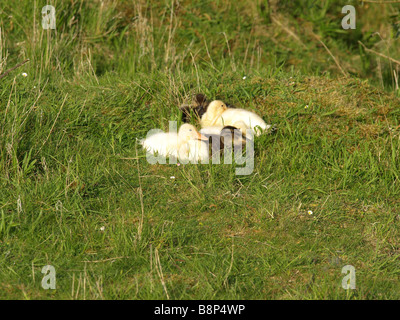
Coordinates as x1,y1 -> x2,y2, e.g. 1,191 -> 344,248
99,226 -> 105,231
242,76 -> 247,80
177,163 -> 181,167
305,105 -> 309,109
308,210 -> 313,215
170,176 -> 175,179
22,72 -> 27,77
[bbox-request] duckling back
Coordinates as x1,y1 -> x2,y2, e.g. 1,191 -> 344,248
214,108 -> 270,136
140,131 -> 180,158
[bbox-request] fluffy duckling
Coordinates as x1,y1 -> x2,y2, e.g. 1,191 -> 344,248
200,100 -> 270,136
180,93 -> 208,123
140,123 -> 209,163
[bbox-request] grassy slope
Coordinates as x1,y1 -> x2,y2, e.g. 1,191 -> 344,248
0,0 -> 400,299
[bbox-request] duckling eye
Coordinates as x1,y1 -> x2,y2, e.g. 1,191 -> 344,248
189,129 -> 192,131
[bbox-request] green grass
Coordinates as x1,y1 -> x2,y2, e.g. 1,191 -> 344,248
0,0 -> 400,299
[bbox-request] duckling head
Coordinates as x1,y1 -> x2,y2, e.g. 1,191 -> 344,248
200,100 -> 228,126
207,100 -> 228,116
178,124 -> 208,144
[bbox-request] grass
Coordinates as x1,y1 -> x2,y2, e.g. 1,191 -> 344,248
0,0 -> 400,299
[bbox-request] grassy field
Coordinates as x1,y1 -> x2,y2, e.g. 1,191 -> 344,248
0,0 -> 400,299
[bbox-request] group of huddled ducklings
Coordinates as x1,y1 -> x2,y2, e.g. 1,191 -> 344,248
140,94 -> 272,163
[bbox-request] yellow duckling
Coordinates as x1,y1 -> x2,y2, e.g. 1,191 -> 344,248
140,123 -> 209,163
199,100 -> 270,136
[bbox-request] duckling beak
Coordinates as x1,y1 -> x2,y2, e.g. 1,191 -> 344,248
197,132 -> 209,141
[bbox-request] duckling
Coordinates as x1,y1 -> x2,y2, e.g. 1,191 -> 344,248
179,93 -> 209,123
140,123 -> 209,163
201,125 -> 251,156
200,100 -> 270,136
